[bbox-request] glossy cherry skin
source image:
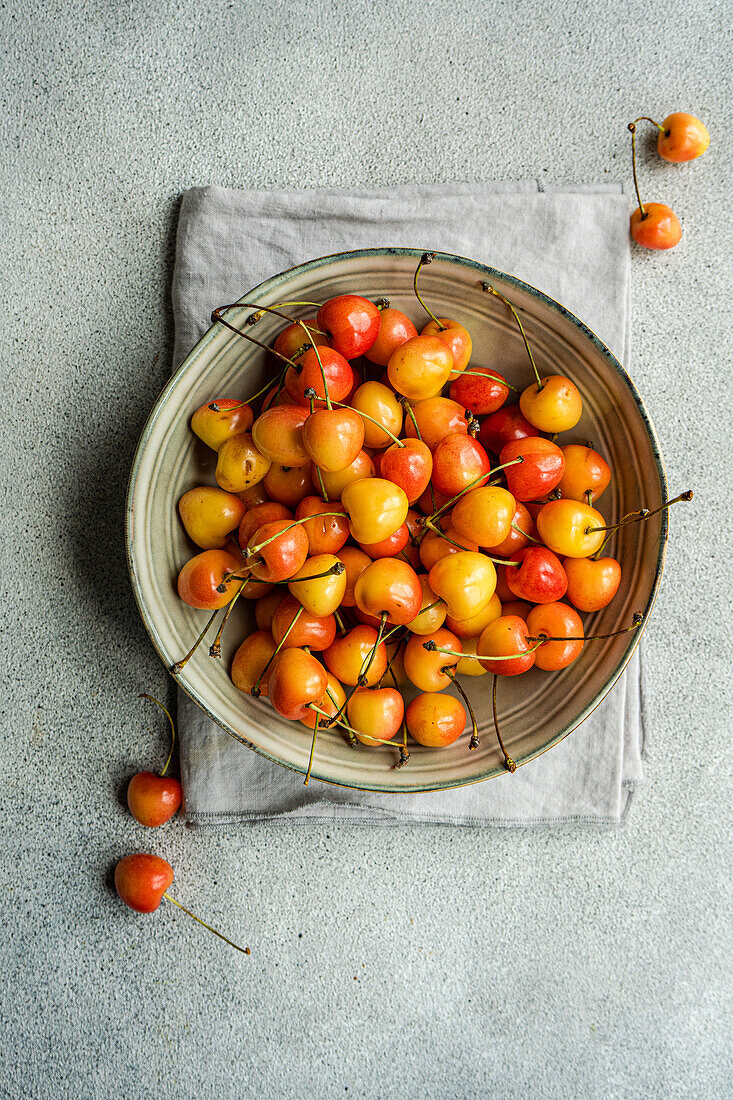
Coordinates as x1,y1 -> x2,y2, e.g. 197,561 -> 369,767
630,204 -> 681,250
179,487 -> 246,550
558,445 -> 611,504
365,308 -> 418,365
314,449 -> 375,500
445,591 -> 502,638
347,688 -> 404,747
251,405 -> 311,467
246,519 -> 309,582
358,523 -> 410,560
342,478 -> 409,544
268,648 -> 328,721
428,551 -> 496,621
402,396 -> 469,450
380,439 -> 433,505
526,602 -> 584,671
215,433 -> 271,493
477,615 -> 536,676
563,556 -> 622,612
288,553 -> 347,616
451,486 -> 516,549
387,335 -> 454,401
254,590 -> 287,632
449,365 -> 510,415
483,501 -> 535,558
300,671 -> 346,731
284,346 -> 354,407
191,398 -> 254,452
272,594 -> 336,652
350,382 -> 403,449
418,525 -> 478,571
478,404 -> 540,455
403,574 -> 447,636
519,375 -> 582,434
238,502 -> 293,548
506,547 -> 568,604
177,549 -> 243,610
295,497 -> 349,554
354,557 -> 422,625
336,546 -> 372,607
500,437 -> 565,502
455,637 -> 489,677
317,295 -> 381,359
263,464 -> 312,509
302,407 -> 365,472
535,499 -> 606,558
420,318 -> 472,376
115,854 -> 174,913
274,318 -> 329,363
323,625 -> 387,687
657,113 -> 710,162
231,631 -> 278,696
404,627 -> 461,692
127,773 -> 182,827
406,692 -> 466,748
431,435 -> 492,497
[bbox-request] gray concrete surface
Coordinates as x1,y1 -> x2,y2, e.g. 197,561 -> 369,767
1,1 -> 731,1097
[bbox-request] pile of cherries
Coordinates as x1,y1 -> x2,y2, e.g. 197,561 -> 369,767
172,255 -> 688,779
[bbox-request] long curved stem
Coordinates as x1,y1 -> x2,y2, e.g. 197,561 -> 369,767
139,694 -> 176,777
492,676 -> 516,773
209,578 -> 250,658
413,252 -> 446,330
585,490 -> 692,535
526,612 -> 643,644
163,894 -> 250,954
627,122 -> 646,219
442,669 -> 479,750
171,609 -> 221,675
481,283 -> 543,390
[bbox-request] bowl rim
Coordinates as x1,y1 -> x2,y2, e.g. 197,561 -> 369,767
125,246 -> 668,792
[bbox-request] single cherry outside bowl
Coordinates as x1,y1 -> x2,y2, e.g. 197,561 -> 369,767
126,248 -> 667,793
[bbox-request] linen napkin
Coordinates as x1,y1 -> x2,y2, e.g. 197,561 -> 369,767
172,181 -> 644,826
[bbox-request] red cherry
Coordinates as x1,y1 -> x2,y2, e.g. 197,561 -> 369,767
268,648 -> 328,720
449,365 -> 510,415
317,295 -> 381,359
630,204 -> 681,250
127,773 -> 182,828
499,437 -> 565,502
284,347 -> 354,407
505,547 -> 568,604
379,438 -> 433,505
431,434 -> 491,497
478,405 -> 540,455
364,307 -> 418,366
115,853 -> 174,913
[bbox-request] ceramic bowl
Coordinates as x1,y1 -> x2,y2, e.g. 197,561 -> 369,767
126,248 -> 667,792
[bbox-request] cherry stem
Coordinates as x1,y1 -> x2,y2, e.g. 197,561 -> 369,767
170,608 -> 220,675
413,252 -> 446,330
400,398 -> 436,512
162,894 -> 250,954
394,720 -> 410,769
512,521 -> 542,545
378,638 -> 405,688
309,704 -> 400,751
313,464 -> 330,502
325,687 -> 356,747
138,693 -> 176,777
585,490 -> 693,535
245,513 -> 346,558
457,368 -> 518,393
332,400 -> 405,447
526,611 -> 644,644
421,519 -> 520,565
334,609 -> 347,635
246,299 -> 324,324
481,283 -> 543,391
442,668 -> 479,750
251,606 -> 303,697
492,675 -> 516,772
627,122 -> 647,220
304,712 -> 320,786
209,578 -> 250,658
358,611 -> 388,686
375,297 -> 390,310
211,305 -> 300,372
585,490 -> 594,507
423,640 -> 544,661
209,367 -> 289,414
425,457 -> 524,525
289,562 -> 345,585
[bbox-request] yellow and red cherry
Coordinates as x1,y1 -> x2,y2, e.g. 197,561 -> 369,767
387,335 -> 454,401
246,518 -> 309,582
404,627 -> 461,691
271,594 -> 336,652
406,692 -> 466,748
191,398 -> 253,452
428,551 -> 496,621
403,574 -> 447,636
254,589 -> 286,632
477,615 -> 537,676
506,546 -> 568,604
630,203 -> 682,250
317,295 -> 381,359
126,696 -> 182,827
493,564 -> 515,603
314,449 -> 375,500
215,433 -> 271,493
268,648 -> 328,721
445,591 -> 502,638
350,382 -> 403,449
273,318 -> 329,363
449,364 -> 510,415
342,477 -> 409,544
285,346 -> 354,407
302,406 -> 365,472
177,548 -> 243,610
402,396 -> 469,450
336,546 -> 372,607
483,501 -> 535,558
656,112 -> 710,162
288,554 -> 347,616
365,308 -> 418,366
323,625 -> 387,687
300,671 -> 346,731
526,602 -> 584,672
251,405 -> 311,467
431,435 -> 491,497
238,501 -> 292,549
354,557 -> 423,625
519,375 -> 582,434
231,630 -> 278,696
455,637 -> 489,677
178,487 -> 246,550
563,556 -> 622,612
236,481 -> 269,509
420,317 -> 472,376
558,444 -> 611,504
379,439 -> 433,505
501,598 -> 533,619
535,499 -> 606,558
263,464 -> 312,508
347,688 -> 404,747
478,404 -> 540,455
295,497 -> 350,554
358,522 -> 410,560
419,524 -> 478,570
115,853 -> 173,913
451,486 -> 516,549
500,437 -> 565,502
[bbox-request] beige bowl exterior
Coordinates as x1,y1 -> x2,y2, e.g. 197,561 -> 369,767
126,249 -> 667,792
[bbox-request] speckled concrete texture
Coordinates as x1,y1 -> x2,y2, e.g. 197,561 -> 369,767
0,1 -> 731,1097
